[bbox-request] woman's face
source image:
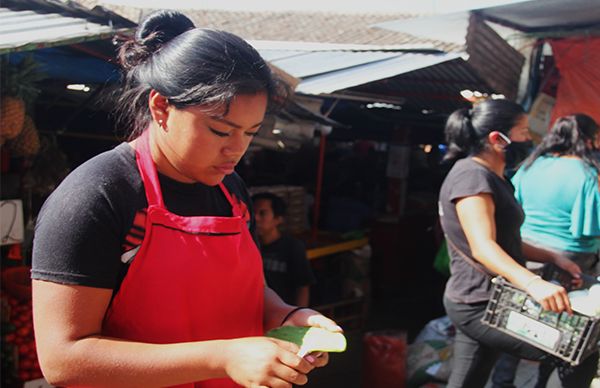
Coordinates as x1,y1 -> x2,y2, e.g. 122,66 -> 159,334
157,93 -> 267,185
508,114 -> 531,142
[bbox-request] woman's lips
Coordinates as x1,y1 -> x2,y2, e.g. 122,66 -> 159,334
214,163 -> 236,175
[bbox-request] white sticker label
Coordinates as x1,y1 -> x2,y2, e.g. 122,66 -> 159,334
505,311 -> 561,350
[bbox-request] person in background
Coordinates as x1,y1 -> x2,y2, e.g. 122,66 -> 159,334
252,192 -> 315,307
492,113 -> 600,388
438,98 -> 598,388
31,10 -> 340,388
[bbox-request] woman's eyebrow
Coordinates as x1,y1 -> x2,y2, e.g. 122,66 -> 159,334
211,116 -> 263,129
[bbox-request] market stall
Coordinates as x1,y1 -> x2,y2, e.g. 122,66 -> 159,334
0,2 -> 134,386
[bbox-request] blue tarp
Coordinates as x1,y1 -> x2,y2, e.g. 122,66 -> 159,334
8,47 -> 121,84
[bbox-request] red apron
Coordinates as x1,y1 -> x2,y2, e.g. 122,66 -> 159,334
103,130 -> 264,388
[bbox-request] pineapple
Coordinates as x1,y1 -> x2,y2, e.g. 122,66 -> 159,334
1,96 -> 25,141
1,56 -> 45,145
8,115 -> 40,157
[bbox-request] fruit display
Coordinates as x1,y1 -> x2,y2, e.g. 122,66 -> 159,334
1,267 -> 43,386
0,56 -> 44,148
266,325 -> 347,356
0,96 -> 25,144
8,115 -> 40,157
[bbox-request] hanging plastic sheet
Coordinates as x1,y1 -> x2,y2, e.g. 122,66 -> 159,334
550,38 -> 600,126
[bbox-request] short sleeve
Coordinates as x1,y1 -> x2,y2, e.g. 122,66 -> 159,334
447,167 -> 495,203
570,174 -> 600,237
32,168 -> 124,288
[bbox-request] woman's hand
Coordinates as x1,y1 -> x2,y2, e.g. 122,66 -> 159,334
553,254 -> 583,288
282,308 -> 342,332
525,277 -> 573,314
282,308 -> 342,368
223,337 -> 314,388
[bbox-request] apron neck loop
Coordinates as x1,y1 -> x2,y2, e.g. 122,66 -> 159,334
136,129 -> 165,208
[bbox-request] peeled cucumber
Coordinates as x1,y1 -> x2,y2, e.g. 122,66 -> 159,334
266,326 -> 347,356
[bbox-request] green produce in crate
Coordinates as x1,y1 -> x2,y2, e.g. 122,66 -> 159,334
266,326 -> 347,357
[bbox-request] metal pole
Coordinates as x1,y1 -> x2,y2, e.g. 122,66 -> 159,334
311,131 -> 327,242
310,99 -> 339,242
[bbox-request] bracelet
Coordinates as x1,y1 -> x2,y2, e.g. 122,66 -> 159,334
524,275 -> 542,289
280,307 -> 310,326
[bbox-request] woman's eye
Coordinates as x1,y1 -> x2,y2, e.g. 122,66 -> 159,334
209,127 -> 230,137
246,131 -> 259,137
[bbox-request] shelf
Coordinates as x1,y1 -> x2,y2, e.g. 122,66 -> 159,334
306,237 -> 369,260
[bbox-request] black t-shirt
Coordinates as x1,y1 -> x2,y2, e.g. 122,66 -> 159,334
439,158 -> 525,303
32,142 -> 255,290
261,234 -> 315,305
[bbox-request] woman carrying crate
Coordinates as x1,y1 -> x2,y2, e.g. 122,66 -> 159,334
438,99 -> 599,388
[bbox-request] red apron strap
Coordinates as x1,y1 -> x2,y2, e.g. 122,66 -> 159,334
218,183 -> 234,204
135,129 -> 165,208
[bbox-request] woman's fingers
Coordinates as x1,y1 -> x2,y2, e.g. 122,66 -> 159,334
270,363 -> 309,386
558,291 -> 573,315
306,314 -> 343,332
306,352 -> 329,368
528,280 -> 573,314
275,344 -> 314,375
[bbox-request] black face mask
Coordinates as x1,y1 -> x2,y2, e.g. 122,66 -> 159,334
505,140 -> 534,176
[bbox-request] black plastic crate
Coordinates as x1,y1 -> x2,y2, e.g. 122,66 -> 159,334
481,277 -> 600,365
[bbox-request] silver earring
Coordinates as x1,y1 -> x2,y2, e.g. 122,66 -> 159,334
158,119 -> 166,130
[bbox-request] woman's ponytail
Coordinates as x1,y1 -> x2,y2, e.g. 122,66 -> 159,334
443,108 -> 476,162
443,99 -> 525,162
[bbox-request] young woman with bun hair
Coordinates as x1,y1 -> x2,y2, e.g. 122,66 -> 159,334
438,99 -> 598,387
32,10 -> 340,388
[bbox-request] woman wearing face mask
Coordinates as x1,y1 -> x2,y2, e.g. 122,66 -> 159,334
31,10 -> 340,388
438,99 -> 599,388
503,118 -> 533,178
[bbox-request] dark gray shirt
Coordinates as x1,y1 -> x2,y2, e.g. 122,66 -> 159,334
32,143 -> 255,291
439,158 -> 525,303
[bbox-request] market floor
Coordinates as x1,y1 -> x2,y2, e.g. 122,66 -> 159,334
305,292 -> 446,388
302,292 -> 600,388
304,328 -> 548,388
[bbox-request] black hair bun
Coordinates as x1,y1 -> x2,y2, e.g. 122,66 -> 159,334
118,10 -> 195,70
137,10 -> 195,47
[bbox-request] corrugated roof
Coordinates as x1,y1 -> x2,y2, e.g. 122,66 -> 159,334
0,6 -> 132,54
76,0 -> 461,51
251,41 -> 461,96
297,52 -> 461,95
352,57 -> 495,113
374,0 -> 600,43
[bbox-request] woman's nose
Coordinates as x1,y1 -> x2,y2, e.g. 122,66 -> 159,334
223,132 -> 250,156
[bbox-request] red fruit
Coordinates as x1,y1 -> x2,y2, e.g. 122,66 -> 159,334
20,358 -> 33,370
19,344 -> 29,355
17,326 -> 31,338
